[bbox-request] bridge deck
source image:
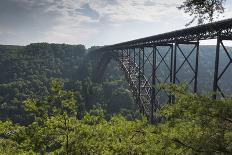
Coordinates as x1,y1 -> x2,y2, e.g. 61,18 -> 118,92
100,18 -> 232,50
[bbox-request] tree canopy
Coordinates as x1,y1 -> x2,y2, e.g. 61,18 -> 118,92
0,83 -> 232,154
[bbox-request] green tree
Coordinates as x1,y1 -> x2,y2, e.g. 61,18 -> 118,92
156,84 -> 232,154
0,84 -> 232,154
22,79 -> 78,153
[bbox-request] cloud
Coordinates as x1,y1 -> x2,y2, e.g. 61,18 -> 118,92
0,0 -> 231,47
0,0 -> 61,44
28,0 -> 183,23
86,0 -> 182,22
75,3 -> 100,20
0,0 -> 189,46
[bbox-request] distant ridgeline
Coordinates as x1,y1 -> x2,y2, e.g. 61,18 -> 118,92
0,43 -> 231,124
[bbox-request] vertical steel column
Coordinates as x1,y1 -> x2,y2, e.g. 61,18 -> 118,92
171,43 -> 178,103
140,47 -> 145,115
194,42 -> 200,93
150,45 -> 156,124
170,45 -> 173,84
133,48 -> 136,67
141,47 -> 145,115
121,50 -> 124,62
142,47 -> 145,75
128,49 -> 131,75
169,45 -> 174,102
213,37 -> 221,99
138,48 -> 141,112
173,43 -> 177,84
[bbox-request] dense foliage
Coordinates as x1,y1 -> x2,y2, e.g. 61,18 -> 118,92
0,81 -> 231,154
0,43 -> 232,154
0,43 -> 136,124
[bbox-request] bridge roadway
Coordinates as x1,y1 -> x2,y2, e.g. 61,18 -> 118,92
93,18 -> 232,123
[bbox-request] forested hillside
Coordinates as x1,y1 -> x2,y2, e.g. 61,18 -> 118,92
0,43 -> 231,154
0,43 -> 137,124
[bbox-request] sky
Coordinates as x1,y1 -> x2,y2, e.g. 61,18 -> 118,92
0,0 -> 232,48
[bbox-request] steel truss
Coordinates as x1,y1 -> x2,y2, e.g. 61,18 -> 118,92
173,42 -> 199,92
97,18 -> 232,50
150,44 -> 173,123
114,43 -> 200,122
116,48 -> 151,117
92,18 -> 232,123
213,36 -> 232,99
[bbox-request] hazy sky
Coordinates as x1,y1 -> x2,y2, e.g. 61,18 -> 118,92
0,0 -> 232,47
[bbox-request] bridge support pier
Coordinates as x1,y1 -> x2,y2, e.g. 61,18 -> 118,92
151,46 -> 156,124
213,36 -> 232,99
173,41 -> 199,93
139,47 -> 146,115
118,48 -> 147,115
150,44 -> 173,123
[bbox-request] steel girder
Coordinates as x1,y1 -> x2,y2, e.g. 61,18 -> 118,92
95,18 -> 232,51
95,39 -> 231,122
115,48 -> 152,118
173,42 -> 199,93
93,18 -> 232,123
213,36 -> 232,99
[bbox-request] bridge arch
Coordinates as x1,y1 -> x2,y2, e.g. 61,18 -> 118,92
93,51 -> 117,83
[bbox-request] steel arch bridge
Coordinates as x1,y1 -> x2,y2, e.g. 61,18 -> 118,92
91,18 -> 232,123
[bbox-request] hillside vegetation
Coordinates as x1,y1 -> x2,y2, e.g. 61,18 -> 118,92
0,43 -> 231,154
